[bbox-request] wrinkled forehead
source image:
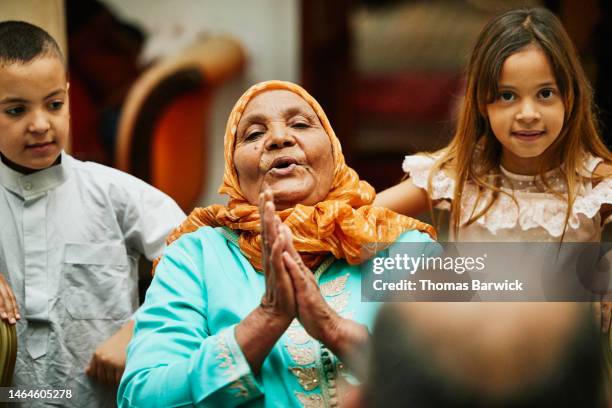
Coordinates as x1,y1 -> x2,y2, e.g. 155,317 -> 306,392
226,84 -> 338,156
237,89 -> 320,129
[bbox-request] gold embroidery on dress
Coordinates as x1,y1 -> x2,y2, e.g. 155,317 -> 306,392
285,344 -> 316,365
295,392 -> 324,408
290,367 -> 320,391
327,291 -> 350,313
319,273 -> 349,297
287,326 -> 312,345
215,336 -> 235,371
216,334 -> 251,399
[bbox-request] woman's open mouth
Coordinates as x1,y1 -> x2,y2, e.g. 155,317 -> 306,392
268,157 -> 299,176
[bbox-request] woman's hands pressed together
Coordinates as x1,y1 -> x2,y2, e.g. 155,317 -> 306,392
236,189 -> 369,372
263,189 -> 369,359
258,189 -> 296,325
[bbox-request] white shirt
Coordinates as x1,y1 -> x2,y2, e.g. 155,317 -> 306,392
0,152 -> 185,407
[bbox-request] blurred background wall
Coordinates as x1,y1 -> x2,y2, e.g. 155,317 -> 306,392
0,0 -> 67,54
67,0 -> 299,208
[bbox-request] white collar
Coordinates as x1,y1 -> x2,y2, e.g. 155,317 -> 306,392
0,151 -> 70,199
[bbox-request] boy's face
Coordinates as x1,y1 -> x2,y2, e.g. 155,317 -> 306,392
0,56 -> 69,173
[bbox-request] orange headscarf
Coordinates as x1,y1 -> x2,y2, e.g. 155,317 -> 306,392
160,80 -> 435,272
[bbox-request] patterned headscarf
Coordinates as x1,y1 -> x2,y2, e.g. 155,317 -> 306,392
159,80 -> 435,272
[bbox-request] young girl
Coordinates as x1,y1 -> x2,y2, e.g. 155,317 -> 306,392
374,8 -> 612,338
376,7 -> 612,243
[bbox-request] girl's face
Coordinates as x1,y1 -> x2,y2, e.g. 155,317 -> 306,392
486,45 -> 565,174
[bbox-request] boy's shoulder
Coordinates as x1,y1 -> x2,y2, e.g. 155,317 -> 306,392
66,154 -> 157,192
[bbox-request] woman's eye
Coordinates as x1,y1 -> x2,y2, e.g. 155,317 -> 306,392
244,131 -> 264,141
49,101 -> 64,110
538,88 -> 555,99
291,122 -> 310,129
499,91 -> 515,102
4,106 -> 25,117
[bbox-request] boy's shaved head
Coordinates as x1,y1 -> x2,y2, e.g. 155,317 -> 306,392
0,21 -> 64,66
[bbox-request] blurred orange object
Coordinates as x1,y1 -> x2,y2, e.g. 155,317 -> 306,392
116,36 -> 245,212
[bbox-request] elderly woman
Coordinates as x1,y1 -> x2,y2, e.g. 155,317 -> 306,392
118,81 -> 435,407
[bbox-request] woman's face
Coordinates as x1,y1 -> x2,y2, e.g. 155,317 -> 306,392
234,90 -> 334,210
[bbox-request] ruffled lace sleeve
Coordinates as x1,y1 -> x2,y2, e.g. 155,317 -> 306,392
402,153 -> 454,210
574,173 -> 612,225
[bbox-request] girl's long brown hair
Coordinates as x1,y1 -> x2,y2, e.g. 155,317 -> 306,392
429,7 -> 612,239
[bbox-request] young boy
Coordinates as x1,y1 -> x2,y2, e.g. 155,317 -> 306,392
0,21 -> 185,406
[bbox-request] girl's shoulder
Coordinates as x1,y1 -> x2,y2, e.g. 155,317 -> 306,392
591,160 -> 612,181
573,154 -> 612,225
402,150 -> 454,206
579,153 -> 610,179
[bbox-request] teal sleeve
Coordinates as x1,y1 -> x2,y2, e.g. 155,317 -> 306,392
118,235 -> 263,407
387,229 -> 441,258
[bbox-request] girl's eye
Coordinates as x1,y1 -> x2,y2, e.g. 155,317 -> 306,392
499,91 -> 515,102
49,101 -> 64,110
538,88 -> 555,99
5,106 -> 25,117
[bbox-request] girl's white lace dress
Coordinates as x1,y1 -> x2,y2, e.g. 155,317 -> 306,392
403,153 -> 612,242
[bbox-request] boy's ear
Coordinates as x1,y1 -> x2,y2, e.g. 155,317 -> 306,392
66,82 -> 70,91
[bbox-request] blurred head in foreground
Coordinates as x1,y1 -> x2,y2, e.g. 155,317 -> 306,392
348,302 -> 606,408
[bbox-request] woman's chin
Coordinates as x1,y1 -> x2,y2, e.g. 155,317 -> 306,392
272,191 -> 312,210
268,186 -> 317,210
263,178 -> 315,208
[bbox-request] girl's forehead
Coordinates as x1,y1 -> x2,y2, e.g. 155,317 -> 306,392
498,47 -> 556,85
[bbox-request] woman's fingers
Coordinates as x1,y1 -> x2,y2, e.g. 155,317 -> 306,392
270,232 -> 286,278
259,189 -> 295,318
262,193 -> 278,248
281,225 -> 316,287
270,233 -> 296,314
260,190 -> 278,275
283,252 -> 307,291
